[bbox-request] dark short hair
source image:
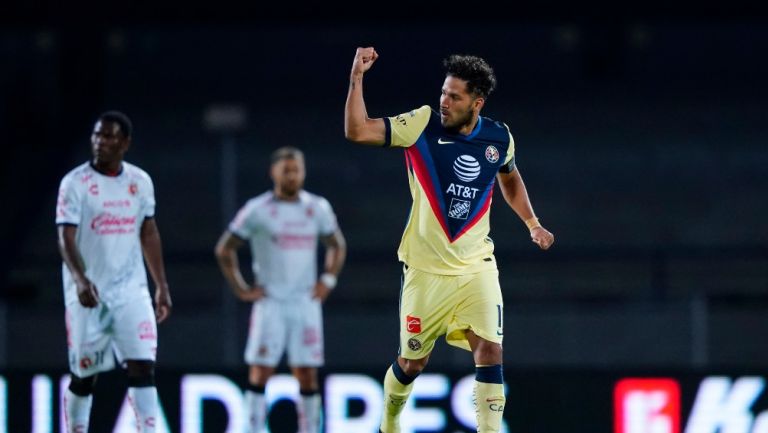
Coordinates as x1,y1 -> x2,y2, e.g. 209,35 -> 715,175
98,111 -> 133,138
270,146 -> 304,165
443,55 -> 497,99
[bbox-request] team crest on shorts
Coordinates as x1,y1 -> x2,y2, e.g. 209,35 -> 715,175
485,145 -> 499,163
138,321 -> 156,340
448,198 -> 470,220
303,327 -> 319,344
79,356 -> 93,370
407,338 -> 422,351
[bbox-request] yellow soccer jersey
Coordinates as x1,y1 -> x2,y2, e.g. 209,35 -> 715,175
384,105 -> 516,275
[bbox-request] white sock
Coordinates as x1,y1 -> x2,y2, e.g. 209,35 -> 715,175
128,387 -> 158,433
64,389 -> 92,433
380,364 -> 416,433
474,381 -> 505,433
299,393 -> 322,433
245,390 -> 267,433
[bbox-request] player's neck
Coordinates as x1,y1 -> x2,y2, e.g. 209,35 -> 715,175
457,115 -> 480,136
91,160 -> 123,177
447,114 -> 480,136
273,189 -> 301,202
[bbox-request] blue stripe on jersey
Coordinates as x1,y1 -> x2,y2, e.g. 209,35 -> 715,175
412,110 -> 509,241
462,177 -> 495,225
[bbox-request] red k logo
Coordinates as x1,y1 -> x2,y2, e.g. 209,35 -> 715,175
614,378 -> 681,433
406,315 -> 421,333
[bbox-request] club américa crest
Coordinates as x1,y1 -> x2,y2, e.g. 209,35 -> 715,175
485,145 -> 499,163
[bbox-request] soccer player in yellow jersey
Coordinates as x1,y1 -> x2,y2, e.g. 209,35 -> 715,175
344,47 -> 555,433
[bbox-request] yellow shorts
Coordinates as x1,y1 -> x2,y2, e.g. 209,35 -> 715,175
399,265 -> 503,359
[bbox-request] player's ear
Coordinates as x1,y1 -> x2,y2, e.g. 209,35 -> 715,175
473,97 -> 485,113
269,163 -> 277,182
121,136 -> 131,154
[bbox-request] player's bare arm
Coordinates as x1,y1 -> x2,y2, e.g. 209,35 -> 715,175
140,218 -> 173,323
344,47 -> 387,145
214,231 -> 265,302
57,224 -> 100,307
497,168 -> 555,250
314,229 -> 347,301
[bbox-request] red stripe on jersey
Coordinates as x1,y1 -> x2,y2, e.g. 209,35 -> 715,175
405,146 -> 452,240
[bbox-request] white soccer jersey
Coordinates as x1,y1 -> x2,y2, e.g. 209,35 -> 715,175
229,190 -> 338,300
56,162 -> 155,306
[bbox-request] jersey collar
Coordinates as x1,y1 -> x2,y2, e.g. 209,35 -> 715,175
89,161 -> 124,177
463,116 -> 483,140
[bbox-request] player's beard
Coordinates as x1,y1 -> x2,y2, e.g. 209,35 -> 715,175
441,106 -> 474,132
278,181 -> 302,199
92,137 -> 128,161
92,147 -> 125,170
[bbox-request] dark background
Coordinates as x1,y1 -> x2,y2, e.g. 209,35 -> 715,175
4,369 -> 750,433
1,2 -> 767,373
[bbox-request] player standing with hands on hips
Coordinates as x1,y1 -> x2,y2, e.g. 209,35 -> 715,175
215,146 -> 346,433
344,47 -> 554,433
56,111 -> 172,433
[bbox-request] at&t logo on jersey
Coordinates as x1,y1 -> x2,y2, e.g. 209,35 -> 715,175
614,378 -> 681,433
453,155 -> 481,182
446,155 -> 482,210
446,183 -> 480,199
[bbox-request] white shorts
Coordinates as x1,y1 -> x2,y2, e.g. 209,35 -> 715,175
245,297 -> 324,368
65,295 -> 157,378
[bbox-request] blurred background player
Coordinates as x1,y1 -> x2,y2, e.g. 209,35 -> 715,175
214,146 -> 346,433
55,111 -> 173,433
344,48 -> 554,433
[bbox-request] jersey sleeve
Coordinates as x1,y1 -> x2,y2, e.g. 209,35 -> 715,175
385,105 -> 431,148
228,201 -> 258,240
316,198 -> 339,236
141,175 -> 157,218
498,123 -> 517,173
56,174 -> 82,225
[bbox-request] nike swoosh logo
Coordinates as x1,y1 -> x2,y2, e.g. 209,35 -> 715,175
437,138 -> 454,144
497,330 -> 504,336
